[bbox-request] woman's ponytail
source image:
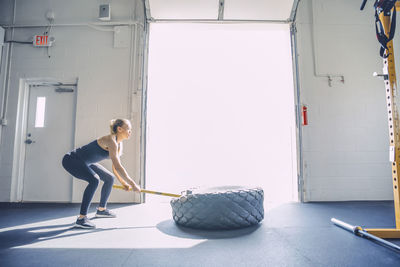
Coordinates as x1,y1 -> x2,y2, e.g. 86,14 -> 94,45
110,119 -> 125,134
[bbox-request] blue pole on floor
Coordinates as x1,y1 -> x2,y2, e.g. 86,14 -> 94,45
331,218 -> 400,252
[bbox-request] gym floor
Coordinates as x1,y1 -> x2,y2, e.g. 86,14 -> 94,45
1,201 -> 400,267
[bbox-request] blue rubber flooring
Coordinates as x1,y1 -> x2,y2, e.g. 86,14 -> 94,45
0,201 -> 400,267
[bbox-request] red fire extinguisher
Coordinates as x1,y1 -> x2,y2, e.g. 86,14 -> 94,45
302,105 -> 308,126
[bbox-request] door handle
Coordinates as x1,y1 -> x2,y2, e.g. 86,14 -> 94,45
25,139 -> 35,144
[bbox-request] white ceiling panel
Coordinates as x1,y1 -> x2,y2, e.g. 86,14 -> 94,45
224,0 -> 294,20
149,0 -> 219,20
148,0 -> 295,21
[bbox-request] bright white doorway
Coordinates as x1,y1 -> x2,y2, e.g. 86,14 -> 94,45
145,23 -> 297,205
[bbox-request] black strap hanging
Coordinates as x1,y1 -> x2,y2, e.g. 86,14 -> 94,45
374,0 -> 397,58
361,0 -> 397,58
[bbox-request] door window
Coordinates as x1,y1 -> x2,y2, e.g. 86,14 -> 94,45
34,96 -> 46,128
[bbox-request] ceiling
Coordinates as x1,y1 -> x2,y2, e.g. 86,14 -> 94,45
147,0 -> 297,21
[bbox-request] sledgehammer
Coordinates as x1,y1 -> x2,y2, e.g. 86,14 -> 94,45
112,185 -> 182,198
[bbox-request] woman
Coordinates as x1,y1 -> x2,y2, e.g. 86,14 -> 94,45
62,119 -> 141,229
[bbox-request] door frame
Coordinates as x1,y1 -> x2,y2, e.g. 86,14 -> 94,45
10,78 -> 78,202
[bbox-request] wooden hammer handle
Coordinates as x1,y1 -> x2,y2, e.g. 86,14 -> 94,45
112,185 -> 181,198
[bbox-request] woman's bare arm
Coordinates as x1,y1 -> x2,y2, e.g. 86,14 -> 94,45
106,137 -> 141,191
112,165 -> 131,191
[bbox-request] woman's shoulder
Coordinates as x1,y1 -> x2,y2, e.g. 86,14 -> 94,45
97,135 -> 117,148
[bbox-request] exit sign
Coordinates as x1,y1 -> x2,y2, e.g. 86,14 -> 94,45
33,35 -> 49,47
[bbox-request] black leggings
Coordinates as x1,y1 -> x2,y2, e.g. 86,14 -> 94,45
62,154 -> 115,215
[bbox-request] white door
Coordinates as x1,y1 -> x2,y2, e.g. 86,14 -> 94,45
22,84 -> 76,202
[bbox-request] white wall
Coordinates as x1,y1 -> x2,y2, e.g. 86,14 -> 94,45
0,0 -> 14,201
0,0 -> 14,25
296,0 -> 397,201
0,0 -> 146,203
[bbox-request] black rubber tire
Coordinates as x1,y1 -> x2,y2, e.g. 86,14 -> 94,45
170,186 -> 264,230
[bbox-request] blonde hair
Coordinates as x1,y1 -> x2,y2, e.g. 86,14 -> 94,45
109,119 -> 130,135
110,119 -> 131,156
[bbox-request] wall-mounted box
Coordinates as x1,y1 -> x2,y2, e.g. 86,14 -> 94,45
99,4 -> 111,21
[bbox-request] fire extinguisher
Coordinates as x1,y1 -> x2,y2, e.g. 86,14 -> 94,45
302,105 -> 308,126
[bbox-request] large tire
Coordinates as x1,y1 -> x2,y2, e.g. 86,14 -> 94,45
170,186 -> 264,230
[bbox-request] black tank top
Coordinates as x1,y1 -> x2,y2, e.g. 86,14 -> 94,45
71,140 -> 109,164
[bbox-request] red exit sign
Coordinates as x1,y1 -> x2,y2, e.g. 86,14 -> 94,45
33,35 -> 49,46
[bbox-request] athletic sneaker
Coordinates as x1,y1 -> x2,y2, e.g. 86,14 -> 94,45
95,208 -> 116,218
74,217 -> 96,229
